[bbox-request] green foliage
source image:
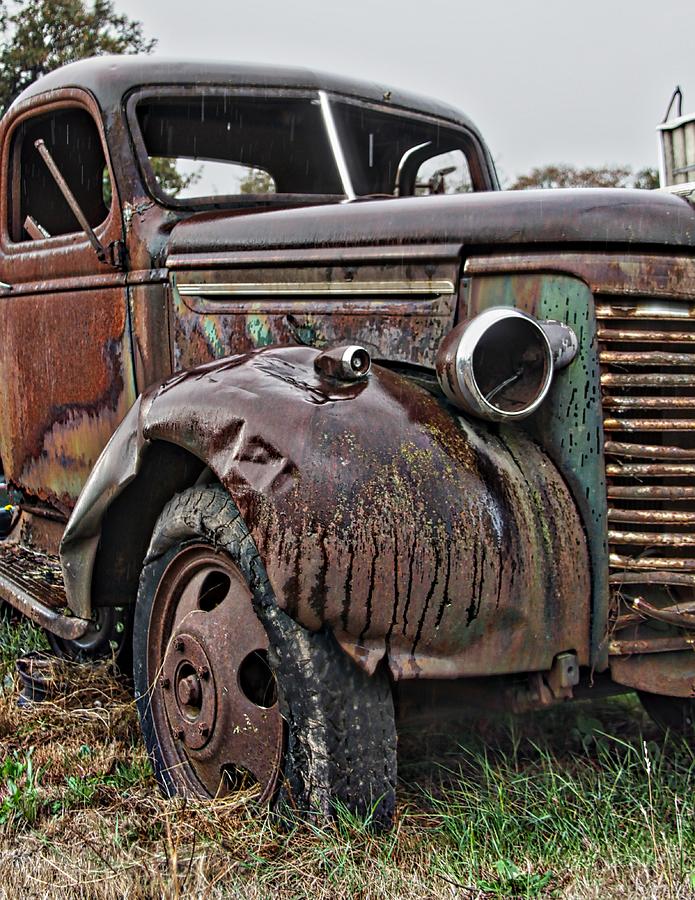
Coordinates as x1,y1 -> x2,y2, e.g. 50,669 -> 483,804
0,608 -> 47,681
239,167 -> 275,194
0,0 -> 155,115
150,157 -> 202,199
511,163 -> 660,190
633,166 -> 661,190
416,701 -> 695,896
0,749 -> 41,827
60,758 -> 152,810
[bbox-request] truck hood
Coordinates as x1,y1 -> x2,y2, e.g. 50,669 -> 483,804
165,188 -> 695,261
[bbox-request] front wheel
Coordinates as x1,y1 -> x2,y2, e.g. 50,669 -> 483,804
133,485 -> 396,826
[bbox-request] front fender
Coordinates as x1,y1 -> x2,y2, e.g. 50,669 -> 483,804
61,345 -> 590,679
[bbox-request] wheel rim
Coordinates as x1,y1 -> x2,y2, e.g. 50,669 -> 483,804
147,544 -> 283,800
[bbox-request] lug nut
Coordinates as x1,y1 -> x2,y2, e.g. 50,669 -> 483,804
173,637 -> 185,652
197,665 -> 210,680
160,676 -> 171,690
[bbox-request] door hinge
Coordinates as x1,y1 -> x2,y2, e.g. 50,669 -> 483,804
106,240 -> 127,270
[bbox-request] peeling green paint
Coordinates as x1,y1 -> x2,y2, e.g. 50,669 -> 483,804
471,273 -> 609,668
246,315 -> 273,347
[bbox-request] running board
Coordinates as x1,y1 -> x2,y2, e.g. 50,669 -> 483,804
0,544 -> 89,639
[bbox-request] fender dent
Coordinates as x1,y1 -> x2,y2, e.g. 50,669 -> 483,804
61,345 -> 591,679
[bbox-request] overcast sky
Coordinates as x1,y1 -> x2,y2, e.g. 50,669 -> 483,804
117,0 -> 695,183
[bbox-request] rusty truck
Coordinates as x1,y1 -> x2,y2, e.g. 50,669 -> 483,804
0,56 -> 693,826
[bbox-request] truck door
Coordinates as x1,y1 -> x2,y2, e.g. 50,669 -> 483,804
0,90 -> 136,514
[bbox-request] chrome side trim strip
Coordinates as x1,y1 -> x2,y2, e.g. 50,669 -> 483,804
177,280 -> 456,297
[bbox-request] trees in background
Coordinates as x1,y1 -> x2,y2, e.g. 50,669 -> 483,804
0,0 -> 154,115
0,3 -> 662,196
510,164 -> 659,191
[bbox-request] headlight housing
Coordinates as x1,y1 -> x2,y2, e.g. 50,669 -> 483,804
436,308 -> 577,422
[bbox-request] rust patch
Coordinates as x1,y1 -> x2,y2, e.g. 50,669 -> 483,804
64,344 -> 591,680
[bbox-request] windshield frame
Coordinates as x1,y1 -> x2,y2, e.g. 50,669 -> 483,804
126,84 -> 495,211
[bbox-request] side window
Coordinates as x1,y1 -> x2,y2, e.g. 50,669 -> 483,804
9,107 -> 110,242
414,150 -> 472,195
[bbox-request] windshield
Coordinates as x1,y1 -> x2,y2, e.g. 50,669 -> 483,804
129,88 -> 486,209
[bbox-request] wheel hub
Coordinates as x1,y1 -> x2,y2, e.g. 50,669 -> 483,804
162,633 -> 217,750
148,544 -> 284,801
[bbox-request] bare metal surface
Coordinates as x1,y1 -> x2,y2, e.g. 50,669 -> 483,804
608,508 -> 695,524
605,440 -> 695,459
606,462 -> 695,476
176,279 -> 456,297
435,308 -> 554,422
611,651 -> 695,697
600,350 -> 695,366
603,396 -> 695,409
602,372 -> 695,387
604,418 -> 695,431
608,530 -> 695,546
598,327 -> 695,343
596,287 -> 695,671
609,635 -> 695,655
607,485 -> 695,499
313,344 -> 371,381
610,553 -> 695,570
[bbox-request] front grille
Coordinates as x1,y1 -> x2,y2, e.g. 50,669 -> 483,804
596,298 -> 695,599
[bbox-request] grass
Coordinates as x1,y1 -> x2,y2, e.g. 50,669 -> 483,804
0,613 -> 693,898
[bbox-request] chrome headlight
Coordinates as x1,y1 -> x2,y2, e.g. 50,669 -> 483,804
436,308 -> 577,422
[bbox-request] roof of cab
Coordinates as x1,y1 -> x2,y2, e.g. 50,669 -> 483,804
11,55 -> 482,134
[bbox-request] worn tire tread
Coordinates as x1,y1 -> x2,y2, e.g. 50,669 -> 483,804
133,484 -> 396,827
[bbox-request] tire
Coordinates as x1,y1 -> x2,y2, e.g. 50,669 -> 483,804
638,690 -> 695,735
47,604 -> 133,674
133,484 -> 396,827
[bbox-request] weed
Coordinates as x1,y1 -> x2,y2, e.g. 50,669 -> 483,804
0,749 -> 42,827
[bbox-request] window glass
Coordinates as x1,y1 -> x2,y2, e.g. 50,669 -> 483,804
9,107 -> 110,242
329,99 -> 478,196
414,150 -> 472,195
135,94 -> 342,203
149,157 -> 276,199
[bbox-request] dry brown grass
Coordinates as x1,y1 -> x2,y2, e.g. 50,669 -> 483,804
0,624 -> 693,898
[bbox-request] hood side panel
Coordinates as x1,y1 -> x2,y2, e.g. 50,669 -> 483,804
170,258 -> 460,369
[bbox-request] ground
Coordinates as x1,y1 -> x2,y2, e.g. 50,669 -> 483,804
0,615 -> 693,899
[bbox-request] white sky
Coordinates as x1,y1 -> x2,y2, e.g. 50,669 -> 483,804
117,0 -> 695,183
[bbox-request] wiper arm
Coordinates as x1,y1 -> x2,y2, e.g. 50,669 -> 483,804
34,139 -> 110,264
